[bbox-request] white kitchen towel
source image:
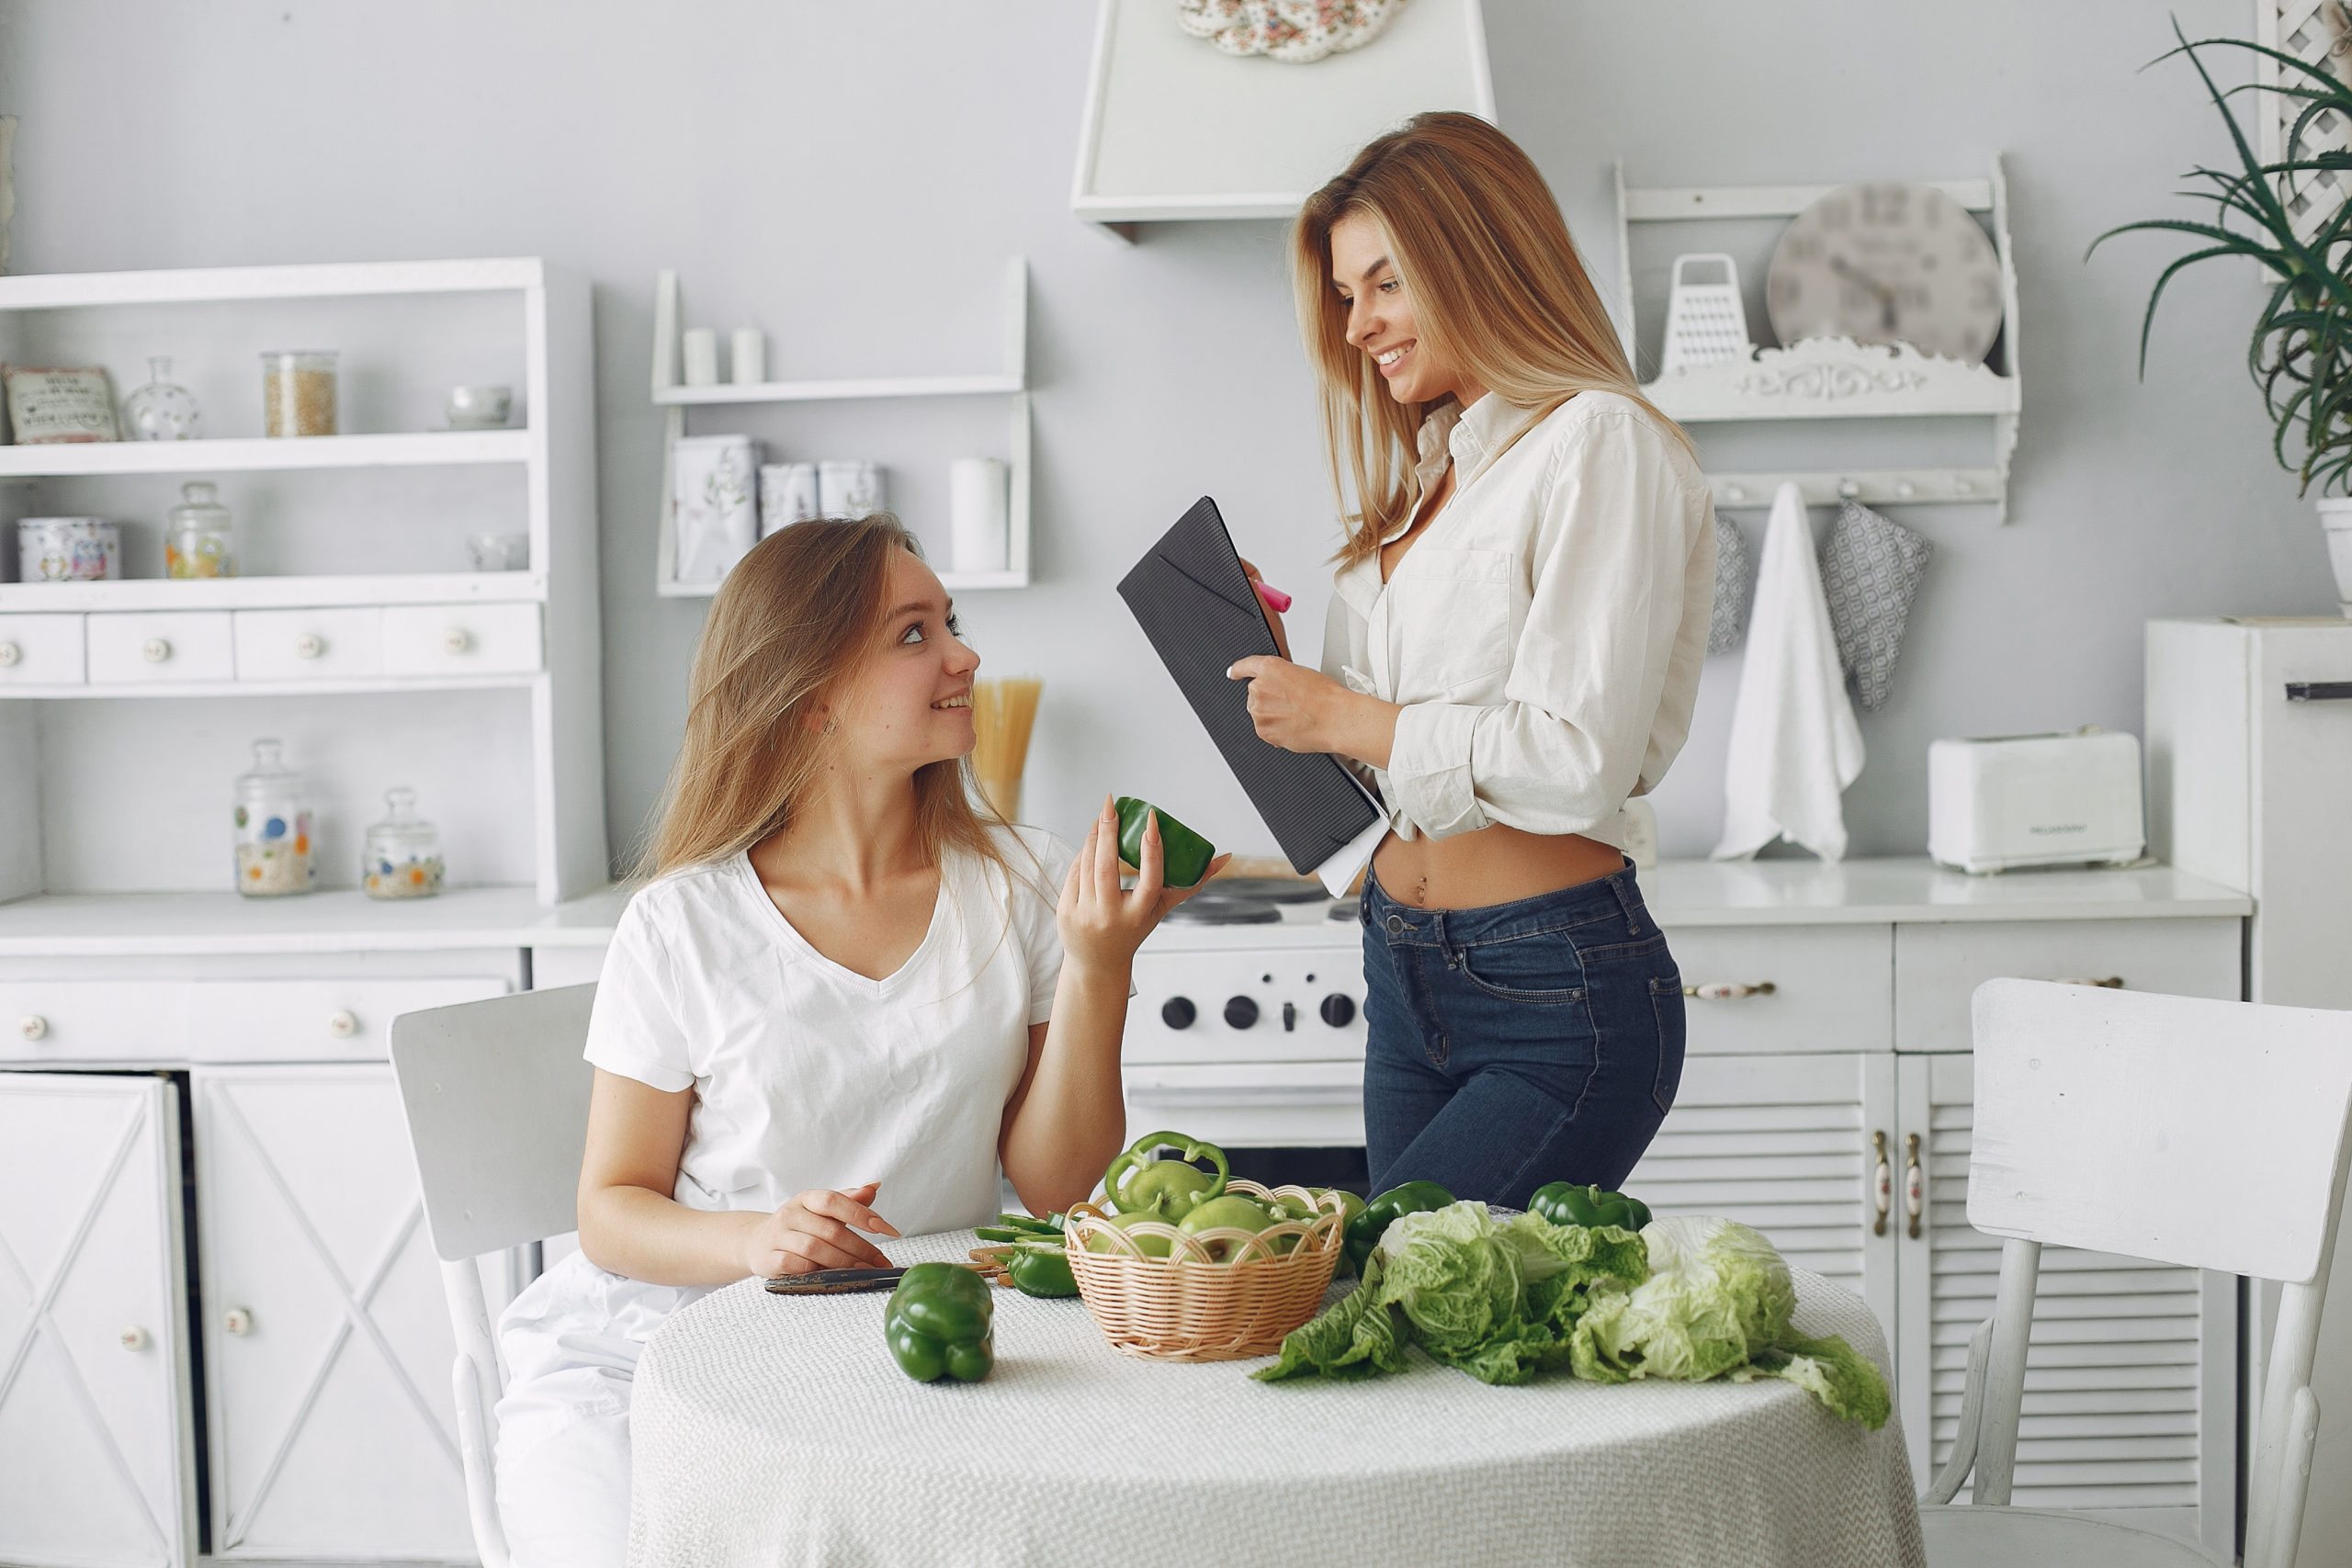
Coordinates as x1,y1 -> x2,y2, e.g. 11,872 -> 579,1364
1713,482 -> 1864,862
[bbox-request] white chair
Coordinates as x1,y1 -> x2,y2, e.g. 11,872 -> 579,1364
1920,979 -> 2352,1568
389,983 -> 598,1568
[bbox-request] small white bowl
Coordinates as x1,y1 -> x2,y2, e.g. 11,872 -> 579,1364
445,384 -> 514,429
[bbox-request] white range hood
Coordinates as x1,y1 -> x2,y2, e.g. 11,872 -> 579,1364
1071,0 -> 1497,243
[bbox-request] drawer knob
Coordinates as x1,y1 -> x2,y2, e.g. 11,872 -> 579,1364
1683,980 -> 1776,1000
141,637 -> 173,664
295,633 -> 325,660
0,640 -> 19,668
119,1325 -> 150,1352
327,1009 -> 360,1040
443,627 -> 473,656
18,1014 -> 46,1043
2052,976 -> 2125,989
223,1307 -> 254,1337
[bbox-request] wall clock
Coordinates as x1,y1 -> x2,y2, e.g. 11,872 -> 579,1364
1764,181 -> 2004,364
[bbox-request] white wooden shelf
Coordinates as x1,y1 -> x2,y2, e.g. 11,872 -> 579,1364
650,258 -> 1034,594
0,673 -> 539,701
1613,159 -> 2024,521
0,571 -> 545,613
0,429 -> 529,477
0,256 -> 607,906
655,568 -> 1026,601
654,374 -> 1023,407
0,883 -> 570,956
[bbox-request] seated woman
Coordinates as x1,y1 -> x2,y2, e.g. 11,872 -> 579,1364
492,514 -> 1220,1567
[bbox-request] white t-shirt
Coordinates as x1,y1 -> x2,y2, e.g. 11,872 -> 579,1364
583,825 -> 1076,1238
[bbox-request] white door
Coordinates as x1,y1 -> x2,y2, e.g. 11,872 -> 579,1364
194,1066 -> 473,1561
0,1072 -> 195,1568
1899,1051 -> 2234,1558
1622,1051 -> 1899,1344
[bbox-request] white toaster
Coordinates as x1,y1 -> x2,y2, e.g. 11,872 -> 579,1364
1928,727 -> 2146,874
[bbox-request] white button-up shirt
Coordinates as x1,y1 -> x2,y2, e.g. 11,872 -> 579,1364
1319,389 -> 1715,851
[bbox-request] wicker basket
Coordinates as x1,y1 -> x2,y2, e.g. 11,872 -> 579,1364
1062,1180 -> 1349,1360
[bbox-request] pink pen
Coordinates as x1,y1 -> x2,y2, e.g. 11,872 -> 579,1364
1253,579 -> 1294,615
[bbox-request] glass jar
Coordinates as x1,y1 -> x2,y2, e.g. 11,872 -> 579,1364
121,355 -> 201,441
362,788 -> 445,900
164,481 -> 235,580
261,350 -> 337,437
232,739 -> 314,897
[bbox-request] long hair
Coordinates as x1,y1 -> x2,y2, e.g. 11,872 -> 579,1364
1290,111 -> 1692,565
635,515 -> 1019,887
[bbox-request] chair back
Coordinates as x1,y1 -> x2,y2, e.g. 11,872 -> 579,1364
390,982 -> 598,1262
388,982 -> 599,1568
1926,980 -> 2352,1568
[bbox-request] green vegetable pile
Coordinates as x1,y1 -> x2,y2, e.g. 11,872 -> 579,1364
1256,1202 -> 1890,1428
1080,1130 -> 1350,1264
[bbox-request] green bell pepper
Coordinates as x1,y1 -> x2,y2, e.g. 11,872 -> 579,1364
1003,1242 -> 1080,1299
1341,1180 -> 1453,1277
1528,1182 -> 1652,1233
1101,1130 -> 1229,1222
1114,796 -> 1216,889
883,1262 -> 995,1383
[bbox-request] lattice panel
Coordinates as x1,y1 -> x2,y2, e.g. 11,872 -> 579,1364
2262,2 -> 2352,246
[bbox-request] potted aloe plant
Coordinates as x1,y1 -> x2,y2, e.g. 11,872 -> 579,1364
2093,22 -> 2352,613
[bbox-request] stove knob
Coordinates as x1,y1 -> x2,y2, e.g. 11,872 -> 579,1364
1224,996 -> 1259,1030
1160,997 -> 1196,1031
1319,994 -> 1356,1028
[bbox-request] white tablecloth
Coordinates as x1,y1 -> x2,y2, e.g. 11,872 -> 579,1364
628,1230 -> 1927,1568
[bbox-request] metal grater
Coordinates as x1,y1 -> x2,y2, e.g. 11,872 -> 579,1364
1660,253 -> 1755,375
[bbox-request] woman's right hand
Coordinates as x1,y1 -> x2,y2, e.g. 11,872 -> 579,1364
1238,557 -> 1293,660
741,1181 -> 900,1277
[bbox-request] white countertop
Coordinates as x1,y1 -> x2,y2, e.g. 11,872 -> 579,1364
0,858 -> 2249,959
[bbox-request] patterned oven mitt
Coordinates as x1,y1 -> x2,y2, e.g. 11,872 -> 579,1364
1707,511 -> 1755,656
1817,499 -> 1933,712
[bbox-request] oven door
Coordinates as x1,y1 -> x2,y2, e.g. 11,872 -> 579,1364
1122,1061 -> 1364,1148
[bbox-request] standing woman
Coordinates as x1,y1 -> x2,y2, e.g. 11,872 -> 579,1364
1231,112 -> 1714,1208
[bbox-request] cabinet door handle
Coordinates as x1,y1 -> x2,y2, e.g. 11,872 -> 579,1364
443,627 -> 473,656
1871,1130 -> 1892,1236
0,640 -> 19,668
327,1010 -> 359,1040
2052,976 -> 2124,989
119,1325 -> 150,1351
141,637 -> 172,664
1683,980 -> 1777,1000
295,633 -> 325,660
18,1014 -> 47,1042
223,1307 -> 254,1336
2285,681 -> 2352,702
1905,1133 -> 1924,1240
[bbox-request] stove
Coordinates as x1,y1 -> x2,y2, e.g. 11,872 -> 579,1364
1125,874 -> 1368,1151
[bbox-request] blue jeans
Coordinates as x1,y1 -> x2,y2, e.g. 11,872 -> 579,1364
1360,860 -> 1685,1207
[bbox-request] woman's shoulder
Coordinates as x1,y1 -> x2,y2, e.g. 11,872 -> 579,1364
978,822 -> 1076,903
1528,389 -> 1708,494
614,855 -> 752,939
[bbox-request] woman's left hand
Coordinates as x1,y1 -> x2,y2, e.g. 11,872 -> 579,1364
1057,795 -> 1229,973
1228,655 -> 1355,754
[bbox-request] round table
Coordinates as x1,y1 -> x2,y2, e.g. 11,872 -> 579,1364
628,1230 -> 1927,1568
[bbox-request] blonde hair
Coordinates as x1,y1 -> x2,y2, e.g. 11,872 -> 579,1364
1290,110 -> 1692,564
636,515 -> 1022,888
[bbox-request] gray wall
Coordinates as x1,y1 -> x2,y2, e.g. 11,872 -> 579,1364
0,0 -> 2322,868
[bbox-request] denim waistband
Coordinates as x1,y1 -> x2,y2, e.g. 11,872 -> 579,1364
1363,858 -> 1650,949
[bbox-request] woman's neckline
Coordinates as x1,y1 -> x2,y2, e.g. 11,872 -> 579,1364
732,851 -> 952,994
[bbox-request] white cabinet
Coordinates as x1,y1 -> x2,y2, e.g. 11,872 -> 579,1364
1623,1051 -> 1899,1339
194,1066 -> 475,1561
0,1073 -> 196,1568
1896,1052 -> 2234,1558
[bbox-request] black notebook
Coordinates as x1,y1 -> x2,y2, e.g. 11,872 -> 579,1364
1116,496 -> 1384,878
